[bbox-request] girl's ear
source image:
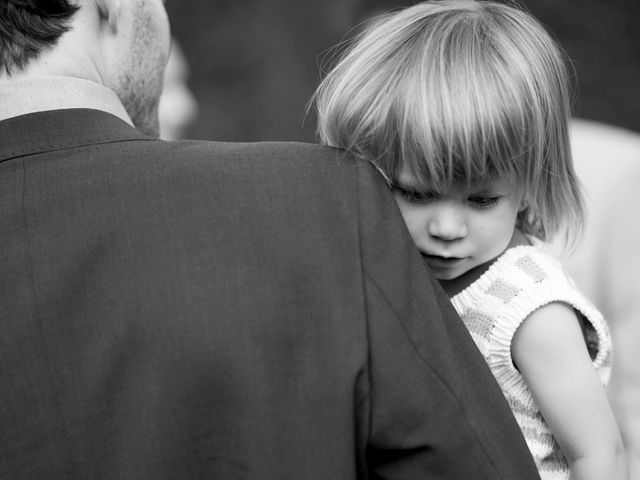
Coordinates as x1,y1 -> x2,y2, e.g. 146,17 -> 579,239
518,196 -> 528,213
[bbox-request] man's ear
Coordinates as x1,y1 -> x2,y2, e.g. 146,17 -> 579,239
95,0 -> 123,33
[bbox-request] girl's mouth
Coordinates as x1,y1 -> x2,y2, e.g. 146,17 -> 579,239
421,253 -> 465,268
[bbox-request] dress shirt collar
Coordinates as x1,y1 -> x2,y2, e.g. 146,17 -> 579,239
0,76 -> 133,125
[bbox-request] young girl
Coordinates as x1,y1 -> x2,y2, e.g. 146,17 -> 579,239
312,1 -> 628,479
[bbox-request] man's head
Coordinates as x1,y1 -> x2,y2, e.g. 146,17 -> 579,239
0,0 -> 172,137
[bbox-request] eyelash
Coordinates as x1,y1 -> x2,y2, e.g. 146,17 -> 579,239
394,187 -> 501,209
468,196 -> 501,209
394,187 -> 436,204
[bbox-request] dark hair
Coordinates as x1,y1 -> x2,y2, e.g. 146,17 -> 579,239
0,0 -> 80,74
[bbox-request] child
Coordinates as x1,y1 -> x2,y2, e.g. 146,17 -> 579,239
312,1 -> 628,479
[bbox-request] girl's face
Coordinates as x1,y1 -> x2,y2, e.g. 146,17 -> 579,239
393,167 -> 525,281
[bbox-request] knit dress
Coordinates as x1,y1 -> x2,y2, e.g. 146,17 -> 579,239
451,245 -> 612,480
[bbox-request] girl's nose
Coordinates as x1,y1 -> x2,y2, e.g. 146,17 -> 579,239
427,207 -> 467,241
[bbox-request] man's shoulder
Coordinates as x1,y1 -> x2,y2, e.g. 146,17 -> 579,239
153,139 -> 352,171
153,138 -> 334,157
123,139 -> 377,196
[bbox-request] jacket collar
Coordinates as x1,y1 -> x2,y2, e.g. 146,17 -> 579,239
0,76 -> 151,162
0,108 -> 150,163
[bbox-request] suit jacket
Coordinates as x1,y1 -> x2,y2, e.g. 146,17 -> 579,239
0,109 -> 540,479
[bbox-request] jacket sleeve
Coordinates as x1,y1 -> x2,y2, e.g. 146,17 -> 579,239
354,159 -> 541,480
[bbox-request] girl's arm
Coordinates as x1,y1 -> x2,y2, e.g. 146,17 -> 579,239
512,302 -> 628,480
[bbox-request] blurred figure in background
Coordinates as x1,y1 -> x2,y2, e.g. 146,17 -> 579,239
159,39 -> 199,140
552,119 -> 640,479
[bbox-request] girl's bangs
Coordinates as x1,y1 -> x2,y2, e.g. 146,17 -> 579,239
394,66 -> 532,191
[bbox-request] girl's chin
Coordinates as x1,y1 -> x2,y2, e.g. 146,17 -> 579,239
434,271 -> 464,281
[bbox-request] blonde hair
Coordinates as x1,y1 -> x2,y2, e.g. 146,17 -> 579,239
313,0 -> 584,246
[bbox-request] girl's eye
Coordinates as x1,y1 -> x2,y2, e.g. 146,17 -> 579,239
468,196 -> 501,209
393,186 -> 437,204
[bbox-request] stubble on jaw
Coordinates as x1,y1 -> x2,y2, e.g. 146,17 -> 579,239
120,68 -> 162,137
117,0 -> 168,138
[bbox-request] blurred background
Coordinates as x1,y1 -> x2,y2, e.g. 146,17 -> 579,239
166,0 -> 640,142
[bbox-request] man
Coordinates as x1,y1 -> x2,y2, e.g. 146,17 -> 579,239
0,1 -> 540,478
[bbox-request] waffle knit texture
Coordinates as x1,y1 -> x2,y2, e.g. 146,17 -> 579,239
451,245 -> 612,480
